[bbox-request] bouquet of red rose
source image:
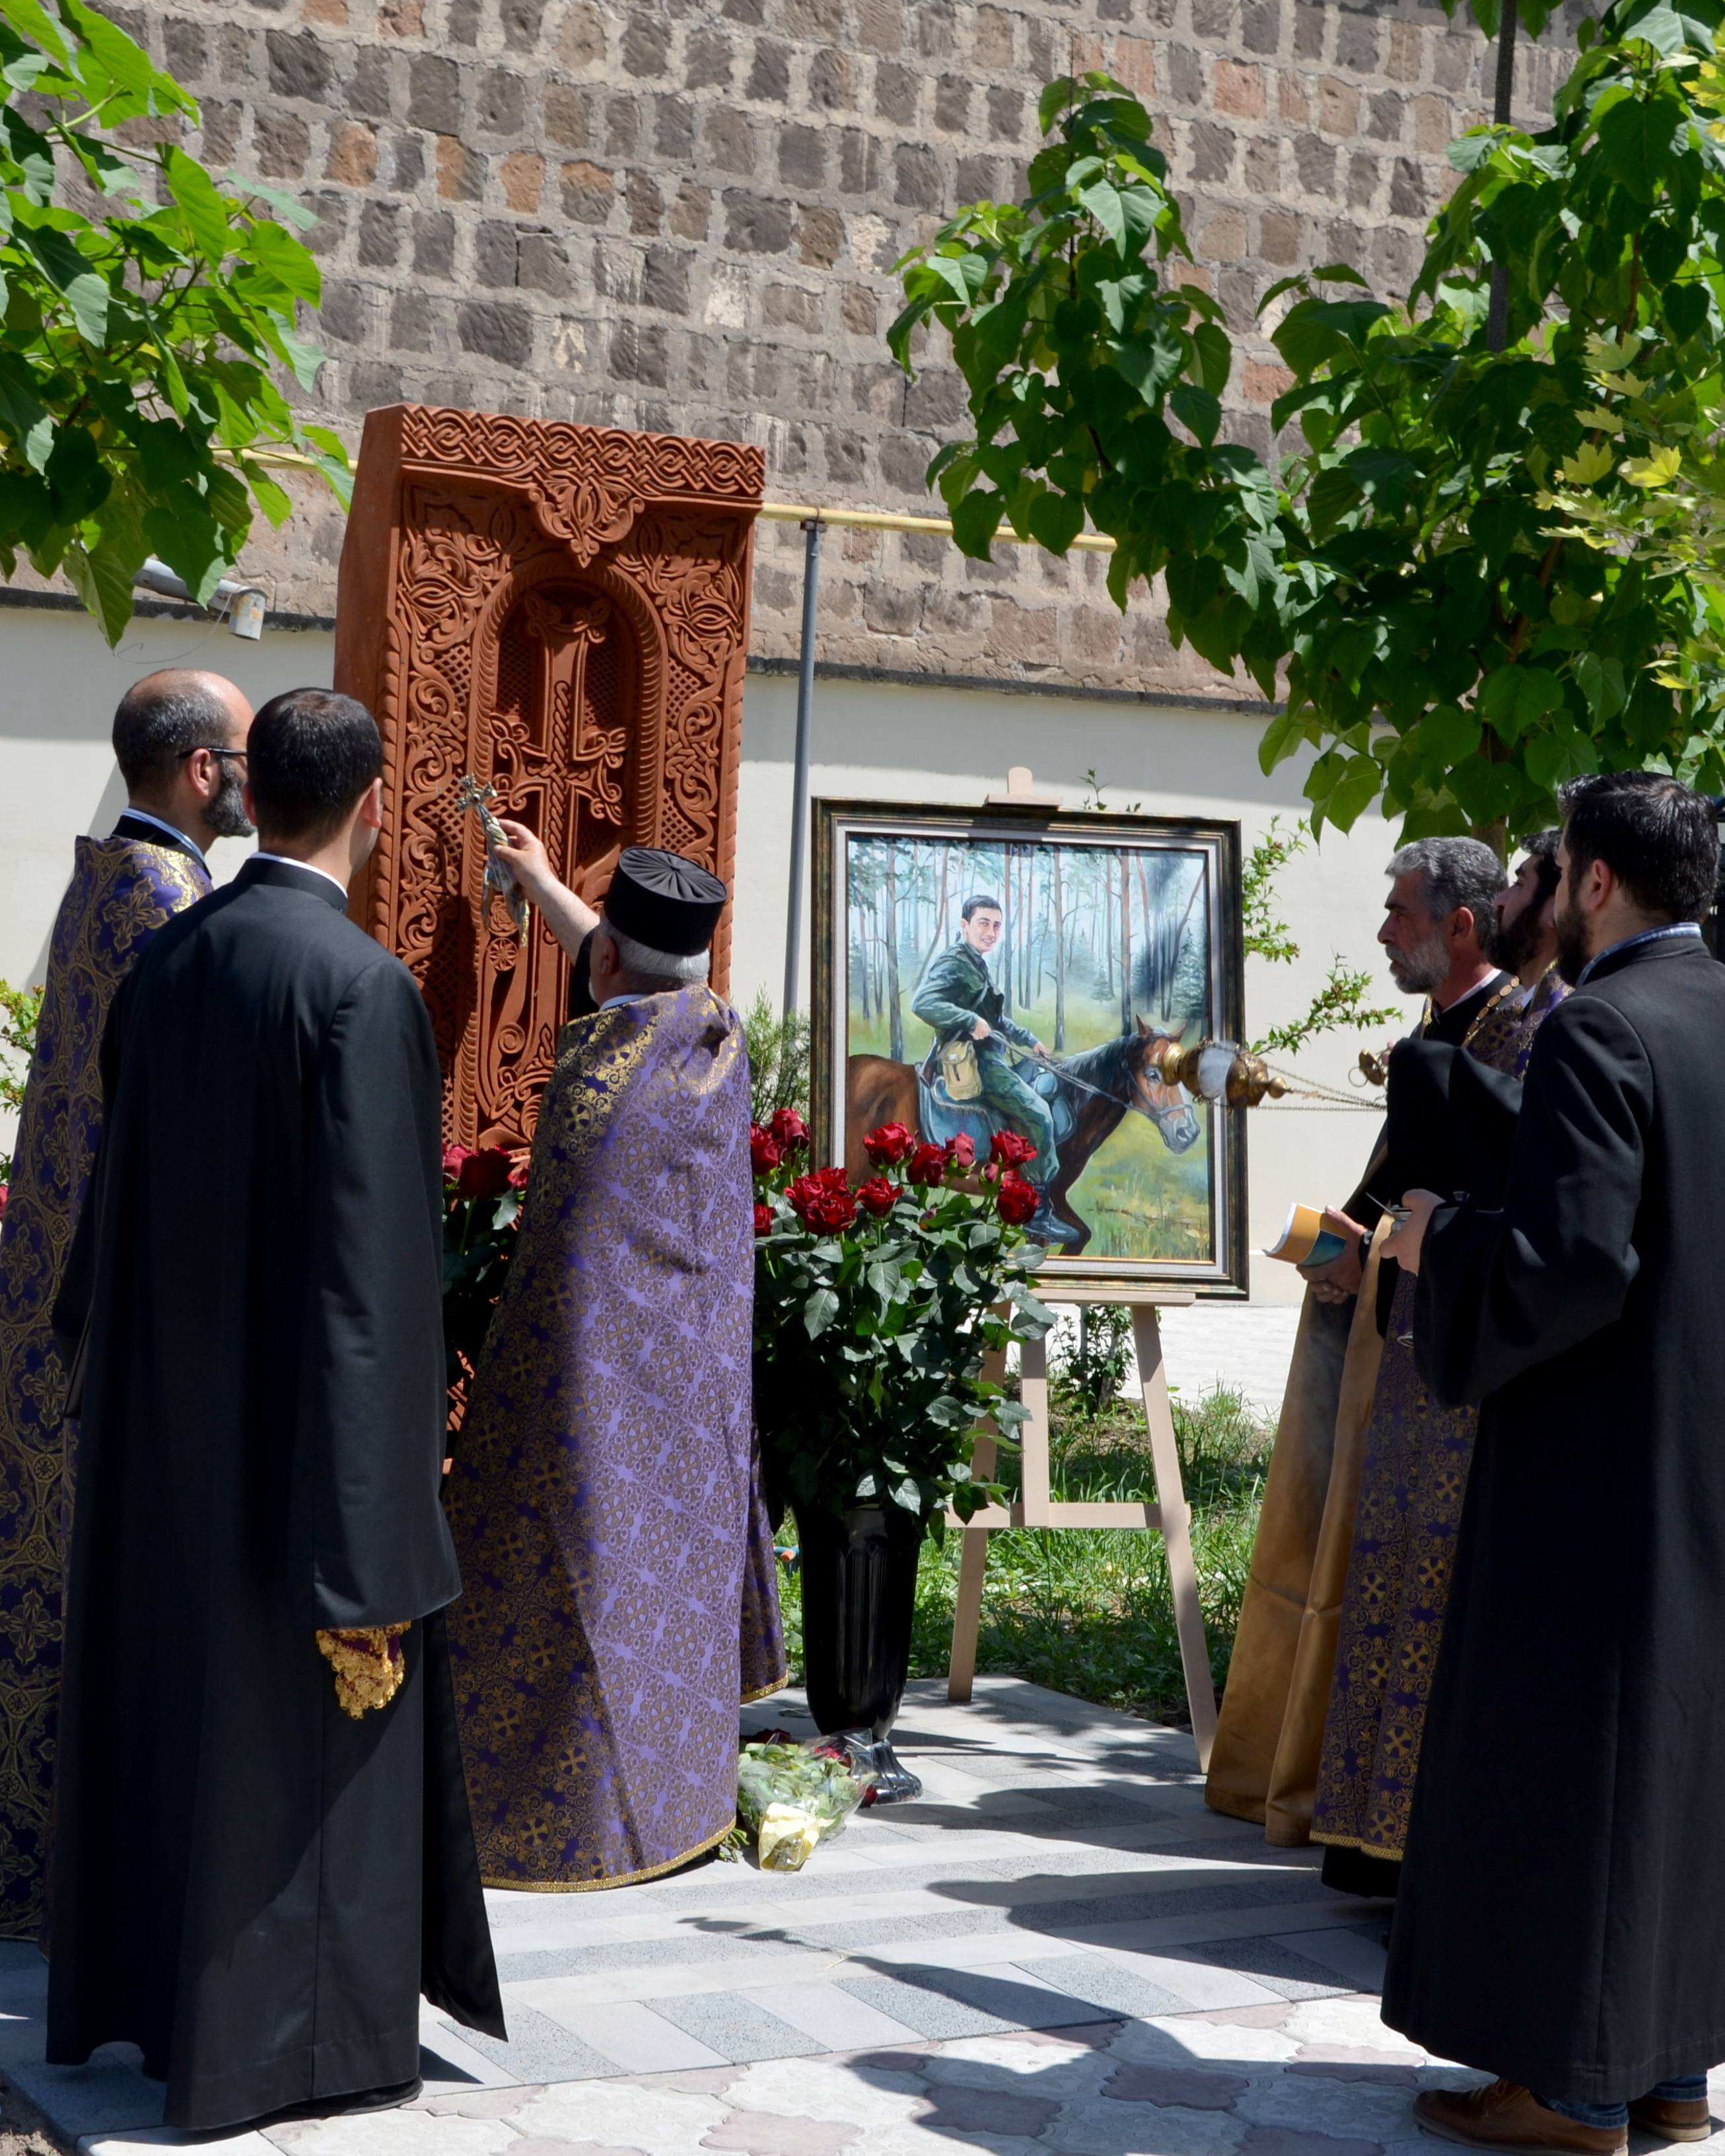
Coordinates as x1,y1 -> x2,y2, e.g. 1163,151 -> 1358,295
441,1143 -> 526,1435
751,1110 -> 1051,1538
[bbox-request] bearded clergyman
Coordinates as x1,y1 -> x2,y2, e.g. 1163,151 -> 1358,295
444,834 -> 785,1890
0,669 -> 252,1940
1205,836 -> 1509,1847
1310,832 -> 1568,1896
1386,773 -> 1725,2155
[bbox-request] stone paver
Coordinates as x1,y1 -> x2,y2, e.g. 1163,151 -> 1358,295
18,1678 -> 1725,2155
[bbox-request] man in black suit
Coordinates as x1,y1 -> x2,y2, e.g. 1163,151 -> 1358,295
49,689 -> 502,2131
1386,772 -> 1725,2155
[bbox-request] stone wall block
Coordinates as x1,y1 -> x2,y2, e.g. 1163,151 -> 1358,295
411,209 -> 457,276
627,168 -> 665,234
747,38 -> 792,100
256,110 -> 312,178
407,52 -> 462,131
892,141 -> 942,209
794,203 -> 844,265
724,188 -> 795,252
518,229 -> 574,295
499,0 -> 544,54
474,67 -> 528,135
1318,76 -> 1359,135
391,132 -> 426,188
475,219 -> 519,286
390,287 -> 433,351
544,83 -> 592,148
973,4 -> 1015,68
437,135 -> 486,201
989,596 -> 1059,666
500,149 -> 545,209
267,30 -> 334,100
1154,42 -> 1195,109
357,198 -> 407,268
559,158 -> 615,223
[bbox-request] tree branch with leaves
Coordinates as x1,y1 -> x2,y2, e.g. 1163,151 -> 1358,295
0,0 -> 347,641
891,0 -> 1725,845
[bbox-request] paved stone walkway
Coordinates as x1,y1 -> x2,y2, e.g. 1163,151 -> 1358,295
11,1678 -> 1721,2155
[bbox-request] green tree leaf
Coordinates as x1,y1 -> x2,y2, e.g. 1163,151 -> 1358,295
1596,90 -> 1679,201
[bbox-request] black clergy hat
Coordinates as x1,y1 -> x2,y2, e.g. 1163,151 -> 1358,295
605,846 -> 728,954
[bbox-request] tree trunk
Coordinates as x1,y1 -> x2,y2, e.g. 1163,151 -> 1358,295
1052,849 -> 1067,1052
885,852 -> 904,1061
999,845 -> 1014,1020
1119,849 -> 1132,1034
1019,849 -> 1032,1006
1462,2 -> 1518,864
1486,0 -> 1518,355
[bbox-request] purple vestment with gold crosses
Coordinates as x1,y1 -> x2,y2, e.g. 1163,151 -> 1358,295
0,833 -> 209,1937
1312,965 -> 1568,1868
446,986 -> 786,1889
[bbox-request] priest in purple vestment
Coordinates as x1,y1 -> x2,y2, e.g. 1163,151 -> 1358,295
0,669 -> 252,1940
445,843 -> 786,1890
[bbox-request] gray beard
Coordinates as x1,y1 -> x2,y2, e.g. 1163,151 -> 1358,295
205,767 -> 254,839
1386,929 -> 1450,997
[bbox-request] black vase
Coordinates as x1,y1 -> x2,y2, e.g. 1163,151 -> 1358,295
796,1504 -> 923,1802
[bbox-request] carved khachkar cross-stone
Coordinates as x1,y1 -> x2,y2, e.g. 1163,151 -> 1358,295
335,404 -> 764,1149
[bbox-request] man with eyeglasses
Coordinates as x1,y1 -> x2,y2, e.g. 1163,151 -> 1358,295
0,667 -> 252,1941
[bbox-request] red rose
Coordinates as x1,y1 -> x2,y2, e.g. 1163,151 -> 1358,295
863,1121 -> 915,1166
788,1167 -> 857,1233
754,1201 -> 776,1237
945,1133 -> 976,1170
751,1125 -> 783,1175
456,1147 -> 514,1201
508,1160 -> 528,1191
442,1143 -> 475,1186
0,1184 -> 8,1220
907,1143 -> 948,1187
990,1130 -> 1038,1170
771,1107 -> 809,1153
995,1169 -> 1039,1226
857,1176 -> 897,1217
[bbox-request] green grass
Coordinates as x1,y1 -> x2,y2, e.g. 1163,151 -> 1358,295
778,1385 -> 1271,1729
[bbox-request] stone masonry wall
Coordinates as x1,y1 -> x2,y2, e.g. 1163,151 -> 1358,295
119,0 -> 1576,695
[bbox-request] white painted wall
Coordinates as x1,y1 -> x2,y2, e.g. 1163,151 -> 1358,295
0,602 -> 1409,1299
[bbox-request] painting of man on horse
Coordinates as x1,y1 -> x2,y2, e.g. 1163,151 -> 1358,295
832,821 -> 1226,1267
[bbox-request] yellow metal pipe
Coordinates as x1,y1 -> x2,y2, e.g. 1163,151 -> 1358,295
226,449 -> 1119,555
756,500 -> 1117,551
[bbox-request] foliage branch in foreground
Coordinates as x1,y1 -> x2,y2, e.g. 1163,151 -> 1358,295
0,0 -> 348,640
890,0 -> 1725,841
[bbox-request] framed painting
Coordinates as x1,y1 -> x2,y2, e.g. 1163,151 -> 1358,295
812,801 -> 1248,1294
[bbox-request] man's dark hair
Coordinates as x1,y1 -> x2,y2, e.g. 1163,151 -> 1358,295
112,673 -> 234,792
248,689 -> 383,842
1386,837 -> 1506,949
961,894 -> 1003,920
1560,772 -> 1720,923
1522,828 -> 1562,907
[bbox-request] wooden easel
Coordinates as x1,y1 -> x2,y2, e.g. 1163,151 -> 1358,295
946,1286 -> 1219,1772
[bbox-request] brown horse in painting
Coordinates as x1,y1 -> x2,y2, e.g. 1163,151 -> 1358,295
844,1018 -> 1203,1254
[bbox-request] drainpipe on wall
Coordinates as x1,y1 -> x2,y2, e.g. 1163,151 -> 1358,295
782,516 -> 824,1015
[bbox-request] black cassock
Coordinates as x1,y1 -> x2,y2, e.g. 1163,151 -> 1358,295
49,856 -> 503,2130
1384,933 -> 1725,2102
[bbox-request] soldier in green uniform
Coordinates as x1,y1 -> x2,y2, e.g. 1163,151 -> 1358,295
911,894 -> 1061,1227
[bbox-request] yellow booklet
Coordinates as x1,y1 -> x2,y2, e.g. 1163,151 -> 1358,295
1265,1202 -> 1348,1266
